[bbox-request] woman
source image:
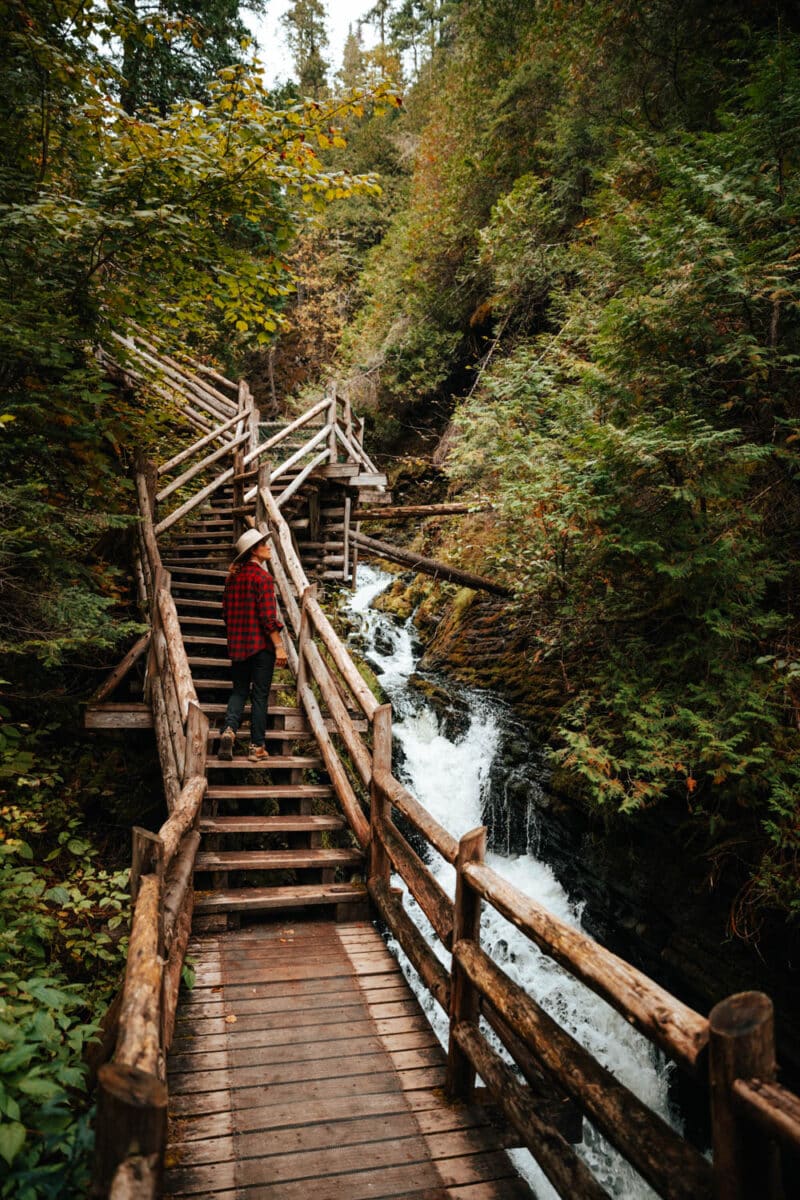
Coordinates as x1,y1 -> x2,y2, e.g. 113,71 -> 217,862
218,528 -> 288,762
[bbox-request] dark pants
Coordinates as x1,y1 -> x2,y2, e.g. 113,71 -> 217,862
223,648 -> 276,747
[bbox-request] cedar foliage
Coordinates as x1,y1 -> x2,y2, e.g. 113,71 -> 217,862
334,0 -> 800,925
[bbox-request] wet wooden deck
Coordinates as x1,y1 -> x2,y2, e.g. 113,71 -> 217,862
164,918 -> 532,1199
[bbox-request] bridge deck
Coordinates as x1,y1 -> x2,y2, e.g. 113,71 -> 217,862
164,918 -> 532,1199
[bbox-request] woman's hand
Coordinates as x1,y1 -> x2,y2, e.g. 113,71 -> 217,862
275,645 -> 288,668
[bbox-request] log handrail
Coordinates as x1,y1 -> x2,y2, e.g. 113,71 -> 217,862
157,408 -> 245,477
241,394 -> 330,467
274,446 -> 330,509
462,859 -> 709,1074
155,428 -> 249,503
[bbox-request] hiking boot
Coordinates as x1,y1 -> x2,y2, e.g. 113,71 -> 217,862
248,745 -> 270,763
218,727 -> 236,761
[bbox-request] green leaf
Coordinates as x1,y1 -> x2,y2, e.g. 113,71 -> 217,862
17,1076 -> 62,1101
0,1120 -> 26,1166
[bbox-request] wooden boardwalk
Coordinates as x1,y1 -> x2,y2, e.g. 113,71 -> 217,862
164,919 -> 532,1199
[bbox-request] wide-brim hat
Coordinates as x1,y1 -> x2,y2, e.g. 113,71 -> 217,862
233,528 -> 270,562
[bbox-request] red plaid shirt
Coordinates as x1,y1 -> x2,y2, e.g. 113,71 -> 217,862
222,561 -> 283,661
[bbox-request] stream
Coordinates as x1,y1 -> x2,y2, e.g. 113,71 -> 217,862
343,564 -> 685,1200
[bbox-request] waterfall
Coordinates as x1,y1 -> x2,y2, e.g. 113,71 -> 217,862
345,565 -> 684,1199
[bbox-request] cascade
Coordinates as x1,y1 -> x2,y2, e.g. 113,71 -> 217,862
346,565 -> 687,1199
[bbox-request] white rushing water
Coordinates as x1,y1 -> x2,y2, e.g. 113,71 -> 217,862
345,565 -> 681,1199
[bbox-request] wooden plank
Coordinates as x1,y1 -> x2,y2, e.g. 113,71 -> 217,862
175,987 -> 413,1028
203,754 -> 323,768
198,815 -> 344,834
204,785 -> 334,800
186,952 -> 395,986
169,1046 -> 446,1095
169,1029 -> 439,1075
194,883 -> 367,913
85,706 -> 153,730
172,1013 -> 430,1055
194,848 -> 363,871
167,1067 -> 448,1116
176,972 -> 399,1010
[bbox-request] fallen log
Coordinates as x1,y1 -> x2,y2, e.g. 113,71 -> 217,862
351,531 -> 510,597
354,502 -> 490,520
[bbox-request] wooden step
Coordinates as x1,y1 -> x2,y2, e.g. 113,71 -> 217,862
171,582 -> 224,593
180,530 -> 230,539
207,717 -> 310,734
204,727 -> 313,743
205,754 -> 323,769
184,634 -> 227,646
177,616 -> 225,627
85,702 -> 152,730
190,658 -> 293,671
174,598 -> 222,609
194,882 -> 367,913
194,848 -> 362,871
170,530 -> 231,539
205,785 -> 335,800
165,566 -> 228,578
199,815 -> 344,834
204,715 -> 368,734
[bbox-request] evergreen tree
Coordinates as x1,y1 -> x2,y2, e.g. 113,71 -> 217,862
117,0 -> 266,116
338,23 -> 366,91
281,0 -> 330,98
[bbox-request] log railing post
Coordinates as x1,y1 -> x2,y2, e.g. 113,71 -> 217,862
92,1063 -> 167,1197
255,461 -> 270,528
232,447 -> 245,541
709,992 -> 783,1200
296,585 -> 316,703
327,385 -> 337,463
241,378 -> 259,458
183,701 -> 208,785
343,384 -> 353,442
446,825 -> 487,1100
143,566 -> 167,704
369,705 -> 393,887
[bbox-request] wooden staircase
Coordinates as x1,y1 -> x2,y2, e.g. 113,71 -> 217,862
162,496 -> 368,922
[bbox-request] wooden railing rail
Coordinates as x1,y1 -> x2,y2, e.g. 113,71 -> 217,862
155,428 -> 249,503
242,395 -> 330,468
111,332 -> 238,420
463,860 -> 709,1074
92,766 -> 207,1197
157,408 -> 245,478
